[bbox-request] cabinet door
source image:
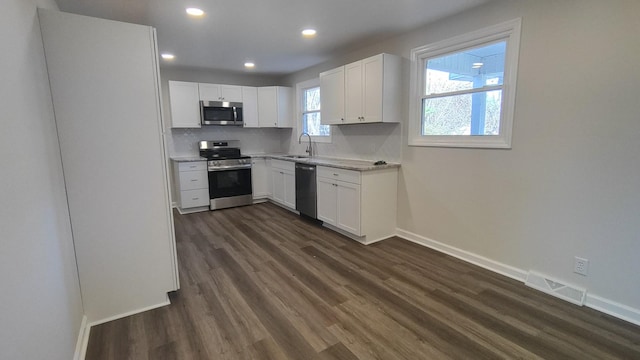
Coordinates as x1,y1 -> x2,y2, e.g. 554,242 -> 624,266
180,189 -> 209,208
242,86 -> 259,128
251,158 -> 268,198
276,87 -> 293,128
320,67 -> 345,125
198,83 -> 221,101
258,87 -> 277,127
271,168 -> 285,204
344,61 -> 363,123
337,181 -> 361,235
317,177 -> 337,225
220,85 -> 243,102
283,170 -> 296,209
178,170 -> 208,191
362,55 -> 383,123
169,81 -> 201,128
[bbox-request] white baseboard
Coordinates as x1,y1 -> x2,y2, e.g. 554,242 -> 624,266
75,297 -> 173,359
322,223 -> 389,245
176,205 -> 209,215
88,298 -> 171,328
395,228 -> 640,327
74,315 -> 89,360
586,294 -> 640,326
395,228 -> 527,282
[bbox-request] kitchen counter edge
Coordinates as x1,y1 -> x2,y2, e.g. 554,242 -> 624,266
249,154 -> 400,172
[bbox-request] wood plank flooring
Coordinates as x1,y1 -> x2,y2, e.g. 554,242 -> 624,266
86,202 -> 640,359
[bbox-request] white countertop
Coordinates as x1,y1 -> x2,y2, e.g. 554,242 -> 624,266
251,153 -> 400,171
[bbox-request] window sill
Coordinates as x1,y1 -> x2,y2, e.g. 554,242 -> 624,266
408,135 -> 511,149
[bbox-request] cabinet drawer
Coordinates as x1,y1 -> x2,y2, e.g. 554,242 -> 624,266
317,166 -> 361,184
178,170 -> 208,190
271,159 -> 295,172
178,161 -> 207,172
180,189 -> 209,208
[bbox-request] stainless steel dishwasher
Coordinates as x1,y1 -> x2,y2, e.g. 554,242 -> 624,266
295,163 -> 317,219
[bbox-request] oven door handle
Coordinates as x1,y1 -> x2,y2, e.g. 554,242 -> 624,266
208,164 -> 252,171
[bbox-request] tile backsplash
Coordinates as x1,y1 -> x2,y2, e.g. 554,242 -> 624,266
284,122 -> 402,163
167,122 -> 402,163
167,127 -> 286,156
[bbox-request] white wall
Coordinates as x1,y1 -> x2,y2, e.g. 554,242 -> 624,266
286,0 -> 640,319
399,0 -> 640,317
0,0 -> 84,359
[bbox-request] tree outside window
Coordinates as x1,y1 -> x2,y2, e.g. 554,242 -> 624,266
302,86 -> 330,136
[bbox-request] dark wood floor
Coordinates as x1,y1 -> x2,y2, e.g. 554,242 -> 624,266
86,202 -> 640,359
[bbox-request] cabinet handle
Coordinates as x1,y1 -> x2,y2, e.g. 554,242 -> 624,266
192,197 -> 199,200
333,183 -> 338,187
189,165 -> 197,168
341,118 -> 344,121
333,173 -> 339,176
280,171 -> 284,174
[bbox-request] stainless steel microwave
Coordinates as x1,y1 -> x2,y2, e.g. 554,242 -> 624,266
200,101 -> 243,126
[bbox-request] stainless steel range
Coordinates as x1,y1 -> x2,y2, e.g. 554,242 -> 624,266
199,141 -> 252,210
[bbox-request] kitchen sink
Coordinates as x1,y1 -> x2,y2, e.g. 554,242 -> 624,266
282,155 -> 309,159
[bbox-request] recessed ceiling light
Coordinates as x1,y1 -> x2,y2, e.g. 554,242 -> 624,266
161,53 -> 175,60
301,29 -> 317,37
472,62 -> 484,69
186,8 -> 205,16
244,62 -> 255,68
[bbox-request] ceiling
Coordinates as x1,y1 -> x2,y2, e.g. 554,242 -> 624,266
55,0 -> 491,75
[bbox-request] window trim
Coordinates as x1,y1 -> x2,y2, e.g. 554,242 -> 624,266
296,78 -> 332,143
409,18 -> 521,148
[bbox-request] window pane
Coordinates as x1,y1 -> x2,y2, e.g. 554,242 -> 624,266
304,87 -> 320,111
303,112 -> 330,136
422,90 -> 502,136
425,41 -> 506,96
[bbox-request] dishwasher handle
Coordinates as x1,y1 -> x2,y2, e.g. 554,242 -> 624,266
295,164 -> 316,171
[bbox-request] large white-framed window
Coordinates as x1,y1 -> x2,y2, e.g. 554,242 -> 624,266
296,78 -> 331,143
409,18 -> 521,148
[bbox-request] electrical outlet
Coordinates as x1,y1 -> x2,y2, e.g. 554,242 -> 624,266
574,257 -> 589,276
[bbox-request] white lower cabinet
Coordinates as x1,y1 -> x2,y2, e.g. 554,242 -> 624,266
317,177 -> 338,224
317,167 -> 362,236
251,157 -> 270,200
270,159 -> 296,209
317,165 -> 398,244
336,180 -> 361,235
173,161 -> 209,213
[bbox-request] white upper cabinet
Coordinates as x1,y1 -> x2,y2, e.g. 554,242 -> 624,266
242,86 -> 259,128
198,83 -> 243,102
322,53 -> 402,125
258,86 -> 292,128
168,81 -> 291,129
319,66 -> 345,125
345,61 -> 363,123
168,81 -> 201,128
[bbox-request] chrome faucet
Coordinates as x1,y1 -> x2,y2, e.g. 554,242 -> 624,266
298,132 -> 313,157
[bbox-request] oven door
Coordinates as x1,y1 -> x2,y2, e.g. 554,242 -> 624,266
208,166 -> 253,210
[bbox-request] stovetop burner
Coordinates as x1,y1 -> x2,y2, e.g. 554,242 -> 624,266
198,140 -> 246,160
